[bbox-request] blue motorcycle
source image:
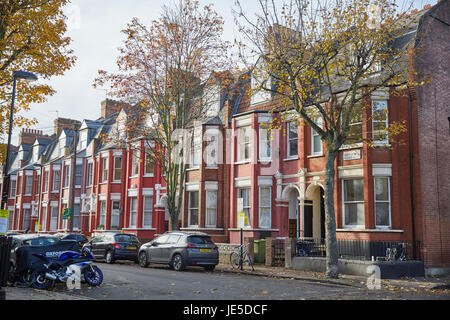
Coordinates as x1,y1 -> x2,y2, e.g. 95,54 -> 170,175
31,247 -> 103,290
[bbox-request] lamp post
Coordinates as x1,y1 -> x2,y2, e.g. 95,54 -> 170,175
1,71 -> 38,210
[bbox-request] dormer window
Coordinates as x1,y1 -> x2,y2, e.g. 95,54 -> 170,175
204,84 -> 221,117
250,67 -> 272,106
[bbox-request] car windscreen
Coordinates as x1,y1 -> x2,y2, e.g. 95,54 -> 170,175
114,234 -> 139,243
187,236 -> 213,244
23,237 -> 58,246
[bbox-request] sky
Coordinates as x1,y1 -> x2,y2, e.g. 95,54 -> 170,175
11,0 -> 437,145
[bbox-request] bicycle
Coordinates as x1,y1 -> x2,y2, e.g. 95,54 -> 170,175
230,243 -> 255,271
385,243 -> 409,261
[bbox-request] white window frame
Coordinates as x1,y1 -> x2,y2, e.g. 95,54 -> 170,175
73,204 -> 80,230
113,156 -> 122,181
10,178 -> 16,198
238,126 -> 251,162
188,191 -> 199,227
374,176 -> 391,229
205,190 -> 217,228
237,187 -> 251,228
372,100 -> 389,145
99,200 -> 106,227
50,206 -> 58,231
144,149 -> 154,176
23,208 -> 31,230
259,127 -> 272,161
25,175 -> 33,195
52,170 -> 60,192
311,117 -> 323,155
190,129 -> 201,168
101,157 -> 108,182
75,164 -> 82,187
64,165 -> 70,188
131,150 -> 139,177
258,186 -> 272,229
342,178 -> 365,228
129,197 -> 137,228
87,162 -> 93,186
143,196 -> 153,228
287,121 -> 298,158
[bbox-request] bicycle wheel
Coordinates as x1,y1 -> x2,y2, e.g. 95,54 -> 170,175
230,252 -> 241,269
246,253 -> 254,270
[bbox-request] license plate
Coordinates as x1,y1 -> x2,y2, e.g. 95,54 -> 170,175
200,249 -> 211,253
127,246 -> 136,250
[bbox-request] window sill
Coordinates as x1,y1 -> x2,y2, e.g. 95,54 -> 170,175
307,153 -> 323,158
143,174 -> 154,177
205,166 -> 218,170
340,143 -> 363,150
99,182 -> 107,185
284,156 -> 298,161
258,159 -> 272,163
186,167 -> 200,171
129,175 -> 138,179
337,228 -> 404,233
234,160 -> 251,165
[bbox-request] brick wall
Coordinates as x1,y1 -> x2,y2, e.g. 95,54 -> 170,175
414,0 -> 450,272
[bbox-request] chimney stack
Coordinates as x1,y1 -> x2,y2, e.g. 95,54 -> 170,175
18,128 -> 51,145
54,118 -> 81,136
101,99 -> 123,119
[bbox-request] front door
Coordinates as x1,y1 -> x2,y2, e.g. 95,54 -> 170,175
288,220 -> 297,238
304,202 -> 313,238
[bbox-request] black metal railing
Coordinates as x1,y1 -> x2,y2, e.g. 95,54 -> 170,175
296,238 -> 422,261
272,238 -> 285,266
0,236 -> 13,300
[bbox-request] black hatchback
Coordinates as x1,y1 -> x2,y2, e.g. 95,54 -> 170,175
83,233 -> 141,264
138,231 -> 219,271
54,232 -> 89,248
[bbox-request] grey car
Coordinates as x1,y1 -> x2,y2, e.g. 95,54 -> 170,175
138,231 -> 219,271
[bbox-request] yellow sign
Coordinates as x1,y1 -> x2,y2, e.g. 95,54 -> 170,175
238,212 -> 247,228
0,209 -> 9,235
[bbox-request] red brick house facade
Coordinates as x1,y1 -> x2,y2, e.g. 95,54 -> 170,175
1,1 -> 448,275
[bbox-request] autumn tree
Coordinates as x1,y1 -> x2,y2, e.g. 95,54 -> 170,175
94,0 -> 232,231
0,0 -> 76,161
234,0 -> 423,278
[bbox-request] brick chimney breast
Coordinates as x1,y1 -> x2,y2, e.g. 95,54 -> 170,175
18,128 -> 50,145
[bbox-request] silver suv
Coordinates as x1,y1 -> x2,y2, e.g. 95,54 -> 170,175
138,231 -> 219,271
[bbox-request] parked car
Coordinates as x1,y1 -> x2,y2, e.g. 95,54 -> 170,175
138,231 -> 219,271
54,232 -> 89,248
8,234 -> 60,281
82,233 -> 141,264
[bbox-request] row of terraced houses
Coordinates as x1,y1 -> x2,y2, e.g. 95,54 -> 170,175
1,1 -> 449,275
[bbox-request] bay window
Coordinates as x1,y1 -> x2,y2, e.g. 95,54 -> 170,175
143,196 -> 153,228
114,157 -> 122,181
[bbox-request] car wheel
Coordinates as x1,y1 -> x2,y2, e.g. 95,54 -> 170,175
139,251 -> 149,268
105,250 -> 115,264
203,265 -> 215,272
171,254 -> 185,271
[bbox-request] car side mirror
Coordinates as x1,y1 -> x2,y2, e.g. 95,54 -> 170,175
151,242 -> 158,247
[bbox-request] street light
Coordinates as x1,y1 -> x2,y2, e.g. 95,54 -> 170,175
1,70 -> 38,210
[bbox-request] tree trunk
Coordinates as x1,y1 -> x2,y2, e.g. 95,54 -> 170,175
324,146 -> 339,278
169,209 -> 179,231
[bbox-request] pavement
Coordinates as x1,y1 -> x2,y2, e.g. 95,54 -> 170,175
2,263 -> 449,300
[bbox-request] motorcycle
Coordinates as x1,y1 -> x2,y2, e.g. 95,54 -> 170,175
30,247 -> 103,290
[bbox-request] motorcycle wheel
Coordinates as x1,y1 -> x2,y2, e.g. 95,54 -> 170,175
83,265 -> 103,286
31,270 -> 52,290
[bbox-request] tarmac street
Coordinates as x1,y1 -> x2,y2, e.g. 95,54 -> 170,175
5,261 -> 450,300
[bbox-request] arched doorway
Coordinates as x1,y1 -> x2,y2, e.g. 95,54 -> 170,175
304,185 -> 325,240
